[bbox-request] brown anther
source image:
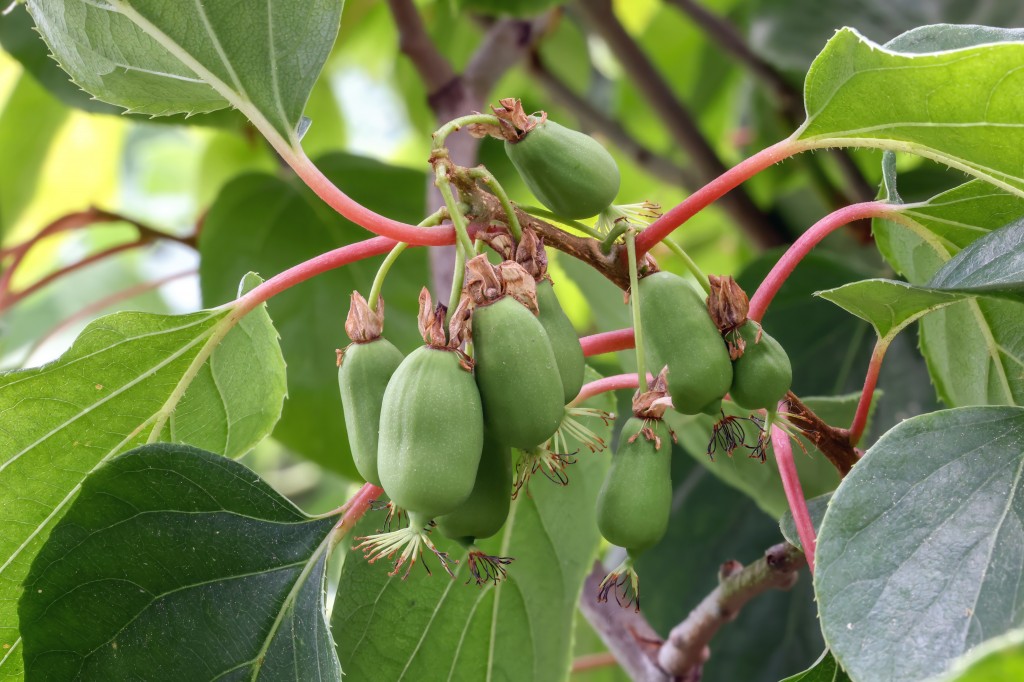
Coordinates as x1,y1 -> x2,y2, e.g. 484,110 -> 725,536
515,228 -> 548,281
345,291 -> 384,343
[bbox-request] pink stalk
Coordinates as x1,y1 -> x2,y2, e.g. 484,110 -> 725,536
233,236 -> 404,315
579,328 -> 636,357
748,201 -> 894,322
571,372 -> 655,406
849,339 -> 887,446
771,409 -> 816,572
634,139 -> 803,256
288,152 -> 456,246
333,483 -> 383,538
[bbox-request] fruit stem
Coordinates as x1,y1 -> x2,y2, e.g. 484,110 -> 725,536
579,328 -> 636,357
634,137 -> 806,256
328,482 -> 383,550
464,167 -> 523,241
519,205 -> 603,239
281,148 -> 454,245
625,230 -> 648,393
769,407 -> 816,573
659,238 -> 710,294
599,222 -> 630,253
748,201 -> 896,322
431,113 -> 501,150
849,337 -> 888,446
367,209 -> 447,312
434,164 -> 476,256
447,247 -> 467,321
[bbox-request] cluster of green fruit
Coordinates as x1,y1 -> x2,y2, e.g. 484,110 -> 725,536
337,110 -> 793,602
337,230 -> 589,581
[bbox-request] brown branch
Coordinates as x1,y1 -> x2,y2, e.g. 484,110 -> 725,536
784,392 -> 860,476
386,0 -> 455,93
657,543 -> 805,675
579,562 -> 670,682
573,0 -> 786,249
526,52 -> 701,190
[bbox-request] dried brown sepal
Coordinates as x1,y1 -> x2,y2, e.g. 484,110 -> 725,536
417,287 -> 449,348
631,367 -> 672,421
489,97 -> 546,143
514,228 -> 549,282
475,222 -> 516,261
496,260 -> 539,313
345,291 -> 384,343
464,254 -> 504,307
335,348 -> 344,368
707,275 -> 750,360
448,293 -> 474,349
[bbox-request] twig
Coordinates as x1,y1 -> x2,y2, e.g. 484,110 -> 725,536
574,0 -> 786,249
526,52 -> 700,189
387,0 -> 455,93
783,391 -> 859,476
656,543 -> 805,675
579,562 -> 669,682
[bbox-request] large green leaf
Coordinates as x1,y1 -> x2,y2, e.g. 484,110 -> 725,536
331,373 -> 613,680
935,629 -> 1024,682
815,406 -> 1024,682
638,445 -> 822,682
779,493 -> 830,553
25,0 -> 340,145
18,443 -> 339,680
0,277 -> 285,676
816,280 -> 962,343
200,153 -> 428,478
796,26 -> 1024,197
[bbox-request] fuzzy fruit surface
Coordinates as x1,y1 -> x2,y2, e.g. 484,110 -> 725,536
377,346 -> 484,519
596,417 -> 671,554
437,433 -> 513,543
473,296 -> 565,449
639,272 -> 732,414
729,322 -> 792,411
536,279 -> 585,403
504,120 -> 621,219
338,338 -> 404,486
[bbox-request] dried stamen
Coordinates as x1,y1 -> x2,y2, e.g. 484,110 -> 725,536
596,556 -> 641,612
466,551 -> 515,586
354,517 -> 456,580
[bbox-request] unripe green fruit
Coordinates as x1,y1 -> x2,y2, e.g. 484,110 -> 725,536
504,120 -> 621,219
474,296 -> 565,450
729,322 -> 792,411
378,346 -> 484,519
337,338 -> 404,486
437,434 -> 513,543
596,418 -> 671,554
638,272 -> 732,415
536,279 -> 585,403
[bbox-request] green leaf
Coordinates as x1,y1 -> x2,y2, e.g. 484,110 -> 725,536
815,279 -> 964,342
928,219 -> 1024,298
25,0 -> 341,144
18,443 -> 340,680
815,406 -> 1024,682
935,628 -> 1024,682
797,26 -> 1024,197
638,447 -> 823,682
779,493 -> 831,553
331,370 -> 613,680
200,153 -> 428,478
779,650 -> 851,682
0,281 -> 285,675
0,72 -> 68,237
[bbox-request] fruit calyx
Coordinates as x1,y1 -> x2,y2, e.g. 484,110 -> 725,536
707,274 -> 753,360
417,287 -> 472,354
629,368 -> 676,449
468,97 -> 546,143
345,291 -> 385,343
464,254 -> 538,313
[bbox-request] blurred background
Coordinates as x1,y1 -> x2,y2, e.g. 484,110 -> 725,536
3,1 -> 1023,678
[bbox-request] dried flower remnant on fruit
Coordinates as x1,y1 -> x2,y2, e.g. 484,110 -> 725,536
417,287 -> 471,354
466,551 -> 514,586
345,291 -> 385,344
475,223 -> 516,261
597,557 -> 641,612
515,228 -> 548,282
707,275 -> 751,360
627,368 -> 676,449
513,446 -> 577,498
468,97 -> 546,142
464,254 -> 539,313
